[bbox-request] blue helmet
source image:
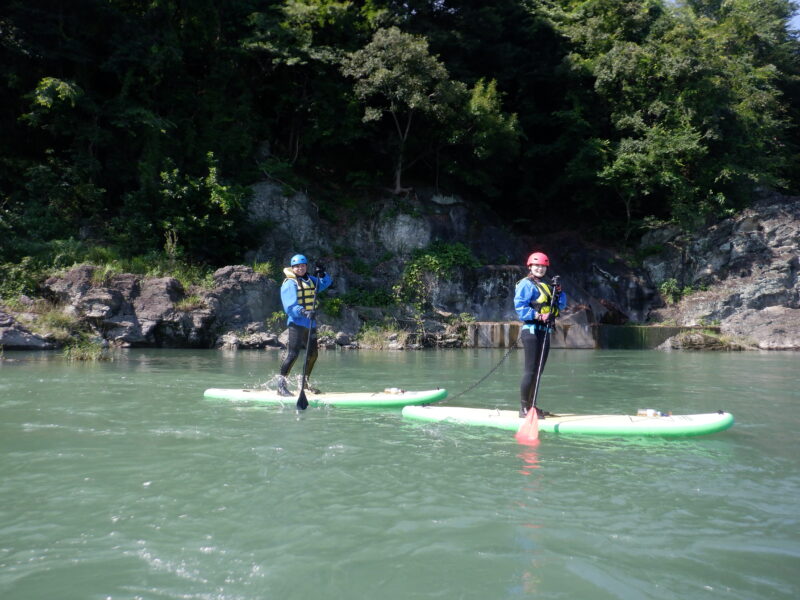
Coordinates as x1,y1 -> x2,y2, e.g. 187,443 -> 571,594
290,254 -> 308,266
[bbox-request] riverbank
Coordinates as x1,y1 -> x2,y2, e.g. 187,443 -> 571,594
1,190 -> 797,352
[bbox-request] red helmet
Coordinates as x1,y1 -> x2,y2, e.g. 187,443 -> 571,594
526,252 -> 550,266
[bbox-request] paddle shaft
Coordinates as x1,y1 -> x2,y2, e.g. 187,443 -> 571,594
527,275 -> 560,412
296,279 -> 319,411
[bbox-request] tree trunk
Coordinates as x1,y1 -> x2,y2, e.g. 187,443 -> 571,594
391,110 -> 413,194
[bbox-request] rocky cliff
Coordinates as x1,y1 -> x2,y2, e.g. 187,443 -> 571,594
641,193 -> 799,349
1,183 -> 797,351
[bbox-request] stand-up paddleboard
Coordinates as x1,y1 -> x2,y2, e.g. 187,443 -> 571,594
402,405 -> 734,437
204,387 -> 447,408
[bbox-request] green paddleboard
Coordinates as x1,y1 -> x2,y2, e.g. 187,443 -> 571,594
402,405 -> 734,437
204,387 -> 447,408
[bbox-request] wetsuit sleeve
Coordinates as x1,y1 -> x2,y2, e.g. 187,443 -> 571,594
514,280 -> 536,321
557,291 -> 567,311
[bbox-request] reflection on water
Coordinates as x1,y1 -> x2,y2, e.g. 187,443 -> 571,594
1,348 -> 798,600
517,448 -> 541,476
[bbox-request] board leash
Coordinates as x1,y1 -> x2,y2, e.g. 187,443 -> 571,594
446,329 -> 523,403
447,275 -> 561,404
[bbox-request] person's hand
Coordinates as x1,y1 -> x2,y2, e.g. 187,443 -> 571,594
314,263 -> 326,276
552,275 -> 562,294
538,312 -> 551,323
300,308 -> 316,319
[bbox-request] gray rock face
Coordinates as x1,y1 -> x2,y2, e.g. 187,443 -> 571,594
723,306 -> 800,350
657,331 -> 747,351
248,182 -> 330,263
0,310 -> 57,349
641,194 -> 799,349
204,265 -> 281,330
37,265 -> 280,348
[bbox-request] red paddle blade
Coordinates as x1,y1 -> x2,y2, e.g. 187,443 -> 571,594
515,408 -> 539,445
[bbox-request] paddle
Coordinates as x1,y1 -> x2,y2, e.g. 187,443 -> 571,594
515,396 -> 539,444
295,274 -> 320,411
516,275 -> 560,445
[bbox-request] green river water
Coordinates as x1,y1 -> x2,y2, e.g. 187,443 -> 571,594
1,348 -> 798,600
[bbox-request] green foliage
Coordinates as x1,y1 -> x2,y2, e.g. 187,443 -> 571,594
462,79 -> 520,160
18,300 -> 84,344
550,0 -> 795,234
342,26 -> 468,192
265,311 -> 287,333
175,295 -> 207,312
21,77 -> 84,127
156,152 -> 251,261
90,264 -> 122,287
658,277 -> 706,304
356,320 -> 410,349
63,338 -> 110,362
320,296 -> 344,317
395,242 -> 480,310
0,0 -> 798,263
339,288 -> 395,307
0,237 -> 218,299
349,258 -> 372,276
659,278 -> 682,304
0,257 -> 44,301
252,261 -> 274,278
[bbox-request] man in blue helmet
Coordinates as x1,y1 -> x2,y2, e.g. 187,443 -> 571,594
276,253 -> 332,396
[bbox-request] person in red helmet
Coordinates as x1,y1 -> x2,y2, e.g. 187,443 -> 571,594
514,252 -> 567,418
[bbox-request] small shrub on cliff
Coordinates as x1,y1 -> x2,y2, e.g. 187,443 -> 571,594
25,302 -> 82,343
659,279 -> 680,304
175,295 -> 206,312
395,242 -> 480,310
265,311 -> 286,333
659,278 -> 707,304
125,254 -> 215,291
91,263 -> 122,286
252,261 -> 273,278
320,297 -> 343,317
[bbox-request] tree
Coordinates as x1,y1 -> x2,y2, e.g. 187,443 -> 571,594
342,26 -> 467,193
243,0 -> 366,167
547,0 -> 796,234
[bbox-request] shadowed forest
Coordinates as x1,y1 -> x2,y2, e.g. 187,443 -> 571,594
1,0 -> 799,274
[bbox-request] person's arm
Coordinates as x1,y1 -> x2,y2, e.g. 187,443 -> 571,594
311,272 -> 332,293
514,280 -> 536,321
557,290 -> 567,311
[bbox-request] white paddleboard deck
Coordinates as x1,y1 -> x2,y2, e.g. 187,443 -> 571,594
402,405 -> 734,436
204,387 -> 447,408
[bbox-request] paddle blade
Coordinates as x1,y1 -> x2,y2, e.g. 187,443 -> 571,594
515,408 -> 539,445
296,389 -> 309,411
